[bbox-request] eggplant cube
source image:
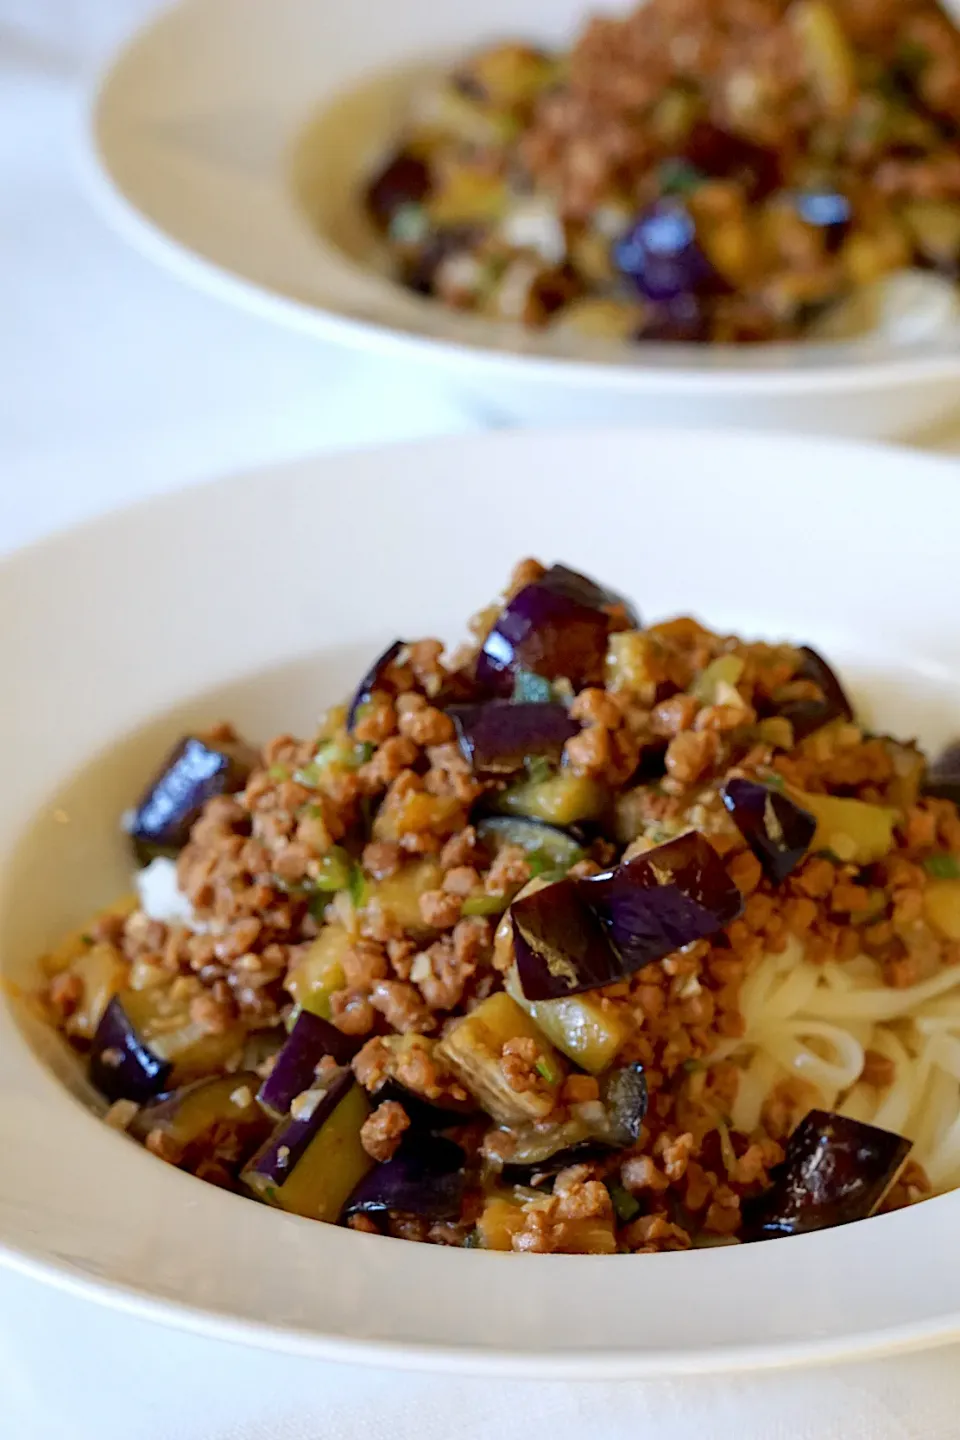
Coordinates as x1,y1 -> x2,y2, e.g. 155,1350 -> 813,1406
243,1069 -> 372,1222
436,991 -> 564,1125
257,1011 -> 359,1119
449,702 -> 578,776
90,994 -> 172,1103
505,967 -> 627,1074
742,1110 -> 911,1241
344,1133 -> 466,1222
924,740 -> 960,805
116,985 -> 244,1085
126,733 -> 257,863
512,877 -> 618,1002
721,778 -> 817,884
131,1072 -> 271,1172
792,790 -> 898,865
766,646 -> 854,741
347,640 -> 405,730
512,831 -> 743,1002
476,563 -> 636,695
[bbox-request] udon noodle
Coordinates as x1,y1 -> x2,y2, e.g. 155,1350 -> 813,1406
720,940 -> 960,1190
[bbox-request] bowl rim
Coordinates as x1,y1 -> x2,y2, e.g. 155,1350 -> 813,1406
4,427 -> 960,1376
3,1224 -> 959,1379
81,0 -> 960,398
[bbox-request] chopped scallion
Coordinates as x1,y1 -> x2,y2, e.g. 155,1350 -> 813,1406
526,847 -> 566,879
924,854 -> 960,880
513,670 -> 555,705
295,739 -> 374,788
524,755 -> 554,786
608,1183 -> 641,1223
348,863 -> 368,909
461,893 -> 506,917
313,846 -> 354,893
658,157 -> 705,195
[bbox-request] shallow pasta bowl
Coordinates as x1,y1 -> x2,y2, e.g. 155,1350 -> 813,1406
3,428 -> 960,1375
85,0 -> 960,439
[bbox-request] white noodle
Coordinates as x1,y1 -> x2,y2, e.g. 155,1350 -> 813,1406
929,1032 -> 960,1081
801,963 -> 960,1021
759,1020 -> 865,1093
711,941 -> 960,1194
760,961 -> 821,1025
731,1049 -> 779,1134
837,1081 -> 879,1125
872,1030 -> 916,1135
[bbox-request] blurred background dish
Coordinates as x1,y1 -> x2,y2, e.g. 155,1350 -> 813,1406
86,0 -> 960,438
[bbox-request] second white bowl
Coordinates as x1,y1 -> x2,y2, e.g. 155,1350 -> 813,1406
87,0 -> 960,437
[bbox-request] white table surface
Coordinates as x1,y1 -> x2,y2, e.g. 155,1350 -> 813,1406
4,4 -> 960,1436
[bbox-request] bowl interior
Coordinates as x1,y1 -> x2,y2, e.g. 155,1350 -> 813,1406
3,430 -> 960,1374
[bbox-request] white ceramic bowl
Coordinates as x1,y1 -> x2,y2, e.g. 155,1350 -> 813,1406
3,427 -> 960,1376
85,0 -> 960,439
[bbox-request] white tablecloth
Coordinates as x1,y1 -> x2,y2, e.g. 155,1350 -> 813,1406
3,4 -> 960,1436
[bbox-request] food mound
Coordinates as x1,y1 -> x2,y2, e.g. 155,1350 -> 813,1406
42,559 -> 960,1252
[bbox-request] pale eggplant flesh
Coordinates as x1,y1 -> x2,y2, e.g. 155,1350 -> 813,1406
242,1068 -> 372,1221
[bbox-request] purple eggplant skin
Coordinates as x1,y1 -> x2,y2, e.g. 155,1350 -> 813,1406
513,832 -> 743,1001
539,565 -> 640,628
635,295 -> 712,344
721,778 -> 817,885
448,702 -> 579,776
614,199 -> 722,304
248,1066 -> 355,1185
923,741 -> 960,805
500,1141 -> 608,1187
585,832 -> 744,981
243,1068 -> 372,1220
89,995 -> 172,1103
794,191 -> 852,253
512,876 -> 619,1002
766,646 -> 854,742
126,734 -> 258,864
343,1132 -> 466,1221
476,815 -> 585,872
741,1110 -> 912,1242
346,640 -> 405,731
601,1063 -> 648,1147
368,1077 -> 479,1133
476,563 -> 638,696
683,122 -> 782,201
365,151 -> 432,232
499,1065 -> 647,1184
257,1011 -> 359,1119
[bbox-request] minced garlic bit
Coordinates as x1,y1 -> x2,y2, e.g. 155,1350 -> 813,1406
104,1099 -> 139,1131
290,1088 -> 324,1123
